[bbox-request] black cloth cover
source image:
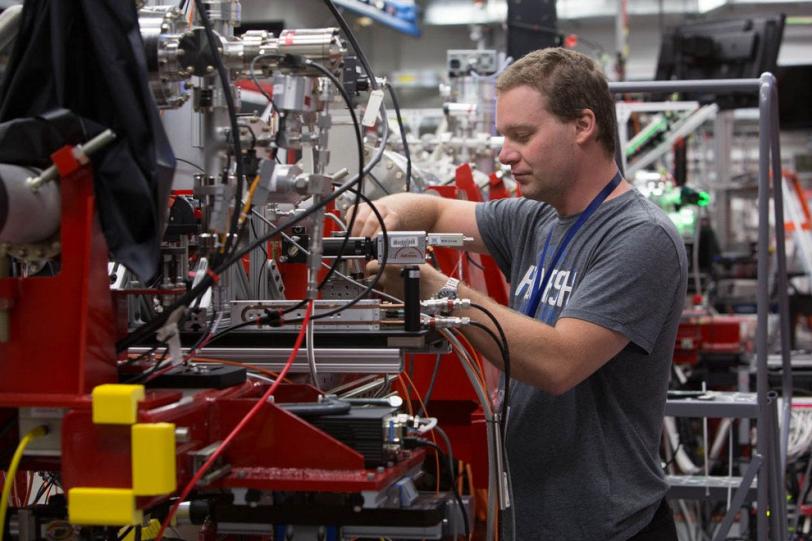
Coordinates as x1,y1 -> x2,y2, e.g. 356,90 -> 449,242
0,0 -> 175,281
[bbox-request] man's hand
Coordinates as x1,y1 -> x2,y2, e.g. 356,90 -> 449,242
366,260 -> 449,301
348,199 -> 404,238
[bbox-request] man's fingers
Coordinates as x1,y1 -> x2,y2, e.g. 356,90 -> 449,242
365,259 -> 381,276
348,200 -> 401,239
348,204 -> 371,236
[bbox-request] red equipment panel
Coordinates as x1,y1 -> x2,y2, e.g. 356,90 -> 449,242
0,163 -> 117,407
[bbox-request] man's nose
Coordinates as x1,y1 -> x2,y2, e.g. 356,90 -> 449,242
498,143 -> 519,165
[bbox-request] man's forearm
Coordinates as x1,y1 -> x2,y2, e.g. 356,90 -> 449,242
372,193 -> 441,232
449,282 -> 628,396
452,283 -> 568,395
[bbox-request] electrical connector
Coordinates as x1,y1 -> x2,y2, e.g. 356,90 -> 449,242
426,316 -> 470,329
420,298 -> 472,315
426,233 -> 474,248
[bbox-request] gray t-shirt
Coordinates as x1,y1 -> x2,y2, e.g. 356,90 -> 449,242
475,188 -> 688,541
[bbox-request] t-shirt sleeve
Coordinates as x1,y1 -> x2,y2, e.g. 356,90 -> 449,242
560,223 -> 686,354
475,197 -> 542,278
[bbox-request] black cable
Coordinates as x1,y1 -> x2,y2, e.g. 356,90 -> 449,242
248,53 -> 279,104
123,344 -> 160,366
409,435 -> 470,539
468,320 -> 508,396
386,82 -> 412,192
116,526 -> 133,541
470,303 -> 511,439
175,157 -> 206,173
31,477 -> 51,505
200,318 -> 261,348
466,252 -> 485,271
124,347 -> 169,384
663,442 -> 683,471
367,171 -> 391,196
419,353 -> 443,417
134,526 -> 142,541
192,0 -> 244,260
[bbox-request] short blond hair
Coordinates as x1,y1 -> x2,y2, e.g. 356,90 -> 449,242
497,48 -> 617,156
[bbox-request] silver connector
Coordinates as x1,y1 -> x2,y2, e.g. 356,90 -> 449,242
427,316 -> 470,329
426,233 -> 474,248
420,298 -> 471,315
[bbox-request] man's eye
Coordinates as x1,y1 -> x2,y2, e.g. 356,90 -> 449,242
513,134 -> 530,143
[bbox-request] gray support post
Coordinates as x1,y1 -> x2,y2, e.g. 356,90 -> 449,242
757,72 -> 774,541
768,395 -> 789,540
764,73 -> 793,473
712,455 -> 763,541
609,78 -> 762,95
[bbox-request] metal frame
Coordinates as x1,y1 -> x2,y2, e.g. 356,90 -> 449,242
609,74 -> 792,541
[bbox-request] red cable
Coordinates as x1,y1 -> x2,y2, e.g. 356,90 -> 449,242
155,300 -> 315,541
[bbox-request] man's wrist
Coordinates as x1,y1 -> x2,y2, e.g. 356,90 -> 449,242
435,276 -> 460,300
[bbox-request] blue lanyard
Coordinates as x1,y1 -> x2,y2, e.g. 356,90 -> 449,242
522,171 -> 623,317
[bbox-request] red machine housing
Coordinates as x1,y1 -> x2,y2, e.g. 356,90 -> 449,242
0,156 -> 431,526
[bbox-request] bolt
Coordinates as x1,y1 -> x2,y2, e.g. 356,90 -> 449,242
206,65 -> 215,74
175,427 -> 191,443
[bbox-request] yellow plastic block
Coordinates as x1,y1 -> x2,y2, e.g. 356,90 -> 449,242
68,488 -> 143,526
91,384 -> 145,425
131,422 -> 177,496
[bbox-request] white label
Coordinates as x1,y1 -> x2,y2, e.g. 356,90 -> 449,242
26,408 -> 65,419
362,89 -> 384,128
391,237 -> 418,248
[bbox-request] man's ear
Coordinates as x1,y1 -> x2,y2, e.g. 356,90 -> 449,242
573,108 -> 598,146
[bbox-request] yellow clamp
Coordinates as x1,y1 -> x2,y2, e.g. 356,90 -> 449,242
69,385 -> 177,526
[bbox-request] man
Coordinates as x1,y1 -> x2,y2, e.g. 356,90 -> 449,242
351,48 -> 688,540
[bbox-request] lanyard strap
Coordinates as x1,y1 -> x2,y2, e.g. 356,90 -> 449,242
522,171 -> 623,317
